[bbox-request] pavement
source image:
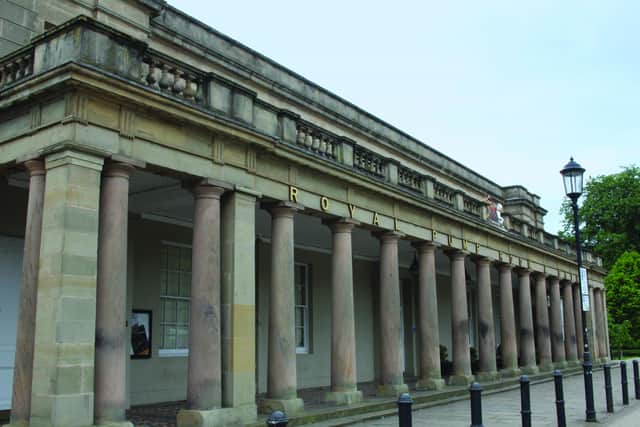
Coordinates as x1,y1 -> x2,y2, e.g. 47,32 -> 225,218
343,363 -> 640,427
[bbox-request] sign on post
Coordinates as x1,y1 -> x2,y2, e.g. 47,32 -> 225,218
580,267 -> 590,311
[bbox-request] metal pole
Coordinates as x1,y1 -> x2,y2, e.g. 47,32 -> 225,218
604,363 -> 614,413
554,370 -> 566,427
520,375 -> 531,427
633,359 -> 640,400
266,410 -> 289,426
571,199 -> 596,422
469,382 -> 484,427
397,393 -> 413,427
621,361 -> 629,405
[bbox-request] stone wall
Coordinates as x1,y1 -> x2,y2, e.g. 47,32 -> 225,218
0,0 -> 38,56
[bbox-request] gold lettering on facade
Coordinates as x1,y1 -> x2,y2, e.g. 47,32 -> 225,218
373,212 -> 380,226
394,218 -> 399,230
463,240 -> 468,250
320,196 -> 329,211
289,186 -> 299,203
348,204 -> 357,218
432,230 -> 438,240
448,235 -> 453,246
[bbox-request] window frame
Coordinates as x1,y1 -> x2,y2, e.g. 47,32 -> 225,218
158,241 -> 192,357
294,262 -> 311,354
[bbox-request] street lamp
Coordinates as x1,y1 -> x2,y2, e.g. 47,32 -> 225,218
560,157 -> 596,422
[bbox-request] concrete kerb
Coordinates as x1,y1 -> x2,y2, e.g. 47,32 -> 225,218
247,365 -> 589,427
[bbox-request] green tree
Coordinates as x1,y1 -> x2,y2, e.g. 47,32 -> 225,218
604,251 -> 640,344
559,165 -> 640,269
608,320 -> 634,359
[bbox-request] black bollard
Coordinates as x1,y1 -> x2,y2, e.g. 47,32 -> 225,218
633,359 -> 640,400
469,382 -> 484,427
553,370 -> 566,427
621,361 -> 629,405
397,393 -> 413,427
266,410 -> 288,426
520,375 -> 531,427
604,364 -> 614,413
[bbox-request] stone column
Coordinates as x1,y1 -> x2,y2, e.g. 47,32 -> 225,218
498,264 -> 520,377
595,289 -> 609,362
221,190 -> 259,420
261,203 -> 304,414
573,283 -> 584,360
179,189 -> 260,427
94,163 -> 134,427
533,273 -> 553,371
30,150 -> 104,427
561,280 -> 579,365
518,270 -> 539,374
184,184 -> 225,415
8,160 -> 45,427
447,250 -> 474,386
414,242 -> 445,390
475,257 -> 499,381
325,219 -> 363,405
548,276 -> 567,369
376,232 -> 409,396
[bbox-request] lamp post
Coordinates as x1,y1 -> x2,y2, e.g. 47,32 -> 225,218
560,157 -> 596,422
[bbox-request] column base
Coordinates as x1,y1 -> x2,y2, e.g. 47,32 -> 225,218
177,404 -> 257,427
416,377 -> 446,391
520,365 -> 540,375
553,360 -> 568,370
325,390 -> 363,405
96,422 -> 134,427
566,359 -> 581,367
538,361 -> 556,372
376,383 -> 409,397
499,367 -> 522,378
475,371 -> 501,383
447,374 -> 475,386
258,397 -> 304,415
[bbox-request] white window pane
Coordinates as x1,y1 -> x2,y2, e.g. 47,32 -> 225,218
167,272 -> 180,296
180,273 -> 191,297
177,327 -> 189,348
167,247 -> 180,270
177,300 -> 190,324
164,326 -> 177,349
296,327 -> 304,348
163,299 -> 177,323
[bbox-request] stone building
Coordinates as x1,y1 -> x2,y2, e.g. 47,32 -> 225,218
0,1 -> 610,426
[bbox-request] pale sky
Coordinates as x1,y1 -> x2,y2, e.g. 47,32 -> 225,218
168,1 -> 640,234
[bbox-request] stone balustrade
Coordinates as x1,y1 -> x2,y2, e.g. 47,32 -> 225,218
398,166 -> 422,192
463,196 -> 483,217
295,122 -> 338,160
0,50 -> 33,89
353,146 -> 385,178
142,54 -> 205,105
434,182 -> 455,206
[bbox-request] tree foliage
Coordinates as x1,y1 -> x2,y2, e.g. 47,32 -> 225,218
559,165 -> 640,269
608,320 -> 634,358
604,251 -> 640,344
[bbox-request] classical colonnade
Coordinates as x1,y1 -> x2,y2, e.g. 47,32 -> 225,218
9,154 -> 610,427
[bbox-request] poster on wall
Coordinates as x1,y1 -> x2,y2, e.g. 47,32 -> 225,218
130,310 -> 152,359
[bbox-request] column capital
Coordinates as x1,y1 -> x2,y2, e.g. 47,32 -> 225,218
323,218 -> 359,233
515,267 -> 532,276
472,255 -> 491,266
375,230 -> 404,242
531,271 -> 547,281
45,148 -> 105,172
192,184 -> 226,200
24,159 -> 45,177
445,248 -> 467,260
103,162 -> 135,179
497,262 -> 513,273
412,240 -> 439,253
264,201 -> 304,218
